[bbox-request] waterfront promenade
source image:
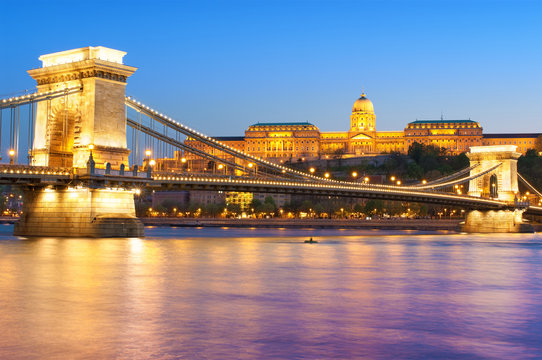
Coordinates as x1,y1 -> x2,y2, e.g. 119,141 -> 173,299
142,217 -> 460,231
142,217 -> 542,232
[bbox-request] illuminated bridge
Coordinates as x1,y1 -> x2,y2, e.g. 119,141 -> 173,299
0,46 -> 540,236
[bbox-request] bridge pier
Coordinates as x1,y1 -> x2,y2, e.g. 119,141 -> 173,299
460,209 -> 534,233
14,187 -> 144,237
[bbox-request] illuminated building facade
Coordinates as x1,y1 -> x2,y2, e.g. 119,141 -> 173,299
482,133 -> 541,154
183,93 -> 539,169
403,119 -> 484,154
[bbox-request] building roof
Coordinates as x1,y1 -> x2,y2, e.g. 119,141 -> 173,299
409,119 -> 476,124
483,133 -> 541,139
213,136 -> 245,141
352,93 -> 374,114
250,122 -> 315,127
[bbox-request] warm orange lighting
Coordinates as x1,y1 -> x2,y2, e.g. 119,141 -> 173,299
309,167 -> 315,173
390,176 -> 396,181
324,172 -> 330,178
88,144 -> 94,150
364,177 -> 369,182
248,163 -> 254,168
8,149 -> 15,157
149,159 -> 156,166
396,180 -> 401,185
352,171 -> 358,178
422,179 -> 427,184
134,189 -> 141,195
145,149 -> 152,157
181,157 -> 187,163
218,164 -> 224,170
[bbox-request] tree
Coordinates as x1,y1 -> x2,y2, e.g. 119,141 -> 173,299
188,202 -> 202,215
204,203 -> 225,217
300,200 -> 314,213
263,196 -> 277,211
333,148 -> 346,166
535,135 -> 542,153
364,200 -> 384,216
250,198 -> 263,213
353,203 -> 365,214
226,203 -> 242,215
406,162 -> 424,179
313,203 -> 325,217
160,199 -> 182,215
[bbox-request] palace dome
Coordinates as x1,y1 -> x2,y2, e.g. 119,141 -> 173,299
352,93 -> 374,114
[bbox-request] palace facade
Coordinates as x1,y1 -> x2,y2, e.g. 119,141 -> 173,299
181,93 -> 540,171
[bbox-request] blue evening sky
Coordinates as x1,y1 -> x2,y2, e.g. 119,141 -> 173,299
1,0 -> 541,135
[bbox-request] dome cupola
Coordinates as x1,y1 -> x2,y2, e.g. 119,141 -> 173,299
352,93 -> 374,114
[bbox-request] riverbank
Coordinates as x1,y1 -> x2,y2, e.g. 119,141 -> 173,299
141,217 -> 463,231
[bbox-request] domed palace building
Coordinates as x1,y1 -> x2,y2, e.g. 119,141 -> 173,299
182,92 -> 540,171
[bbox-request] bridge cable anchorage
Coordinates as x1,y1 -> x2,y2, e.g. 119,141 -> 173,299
125,96 -> 335,182
518,173 -> 542,198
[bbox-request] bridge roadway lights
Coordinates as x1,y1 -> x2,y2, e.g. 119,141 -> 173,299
460,209 -> 534,233
14,186 -> 144,238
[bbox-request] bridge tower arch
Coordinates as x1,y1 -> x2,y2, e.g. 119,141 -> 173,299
467,145 -> 520,202
27,46 -> 137,169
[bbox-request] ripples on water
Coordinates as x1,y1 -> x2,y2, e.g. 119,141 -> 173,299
1,225 -> 542,359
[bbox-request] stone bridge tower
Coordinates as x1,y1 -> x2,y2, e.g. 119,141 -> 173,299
27,46 -> 137,169
467,145 -> 520,202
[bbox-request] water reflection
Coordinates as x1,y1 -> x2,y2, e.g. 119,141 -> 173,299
0,228 -> 541,358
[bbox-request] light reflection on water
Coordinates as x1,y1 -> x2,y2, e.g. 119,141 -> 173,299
0,226 -> 542,359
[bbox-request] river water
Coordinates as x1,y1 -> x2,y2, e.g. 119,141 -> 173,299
1,225 -> 542,359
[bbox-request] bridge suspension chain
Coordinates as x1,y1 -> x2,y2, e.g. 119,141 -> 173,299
407,164 -> 479,188
0,86 -> 83,110
125,96 -> 334,182
126,118 -> 254,175
518,173 -> 542,198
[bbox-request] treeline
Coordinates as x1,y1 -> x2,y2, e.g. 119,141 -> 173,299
518,150 -> 542,191
290,143 -> 471,182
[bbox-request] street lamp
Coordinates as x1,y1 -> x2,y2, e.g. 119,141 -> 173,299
309,167 -> 315,174
352,171 -> 358,178
390,176 -> 396,181
422,179 -> 427,184
396,180 -> 401,185
8,149 -> 15,165
324,172 -> 330,178
364,177 -> 369,183
145,149 -> 151,158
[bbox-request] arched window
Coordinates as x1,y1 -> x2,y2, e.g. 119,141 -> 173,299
490,174 -> 498,198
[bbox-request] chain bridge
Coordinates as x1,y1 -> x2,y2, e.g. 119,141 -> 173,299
0,46 -> 540,236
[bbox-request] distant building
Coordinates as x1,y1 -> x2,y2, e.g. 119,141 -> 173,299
482,133 -> 542,154
403,119 -> 484,154
183,92 -> 540,165
226,192 -> 253,211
